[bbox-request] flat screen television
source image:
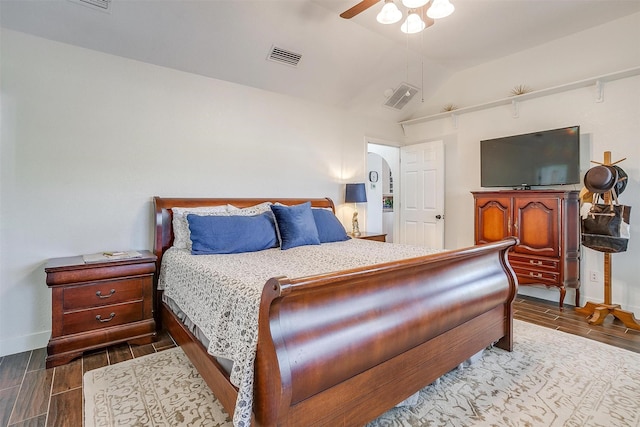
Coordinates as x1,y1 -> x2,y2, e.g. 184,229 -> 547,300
480,126 -> 580,188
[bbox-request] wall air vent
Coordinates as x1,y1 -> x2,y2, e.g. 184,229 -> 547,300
383,83 -> 419,110
68,0 -> 112,13
267,46 -> 302,67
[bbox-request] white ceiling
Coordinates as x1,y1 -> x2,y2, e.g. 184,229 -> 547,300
2,0 -> 639,121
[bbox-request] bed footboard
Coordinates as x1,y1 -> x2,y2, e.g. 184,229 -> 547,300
254,237 -> 518,426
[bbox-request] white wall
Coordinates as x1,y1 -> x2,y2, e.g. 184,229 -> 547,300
412,12 -> 640,118
0,29 -> 404,356
403,16 -> 640,312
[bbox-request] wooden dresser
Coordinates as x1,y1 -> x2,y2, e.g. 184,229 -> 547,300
472,190 -> 580,309
45,251 -> 157,367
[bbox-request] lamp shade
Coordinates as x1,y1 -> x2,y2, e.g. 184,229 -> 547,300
402,0 -> 429,8
401,12 -> 426,34
427,0 -> 455,19
345,183 -> 367,203
376,0 -> 402,25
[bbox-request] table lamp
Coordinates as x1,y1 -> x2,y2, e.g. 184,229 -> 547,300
345,183 -> 367,236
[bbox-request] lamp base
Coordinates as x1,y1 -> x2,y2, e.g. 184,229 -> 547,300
352,211 -> 361,237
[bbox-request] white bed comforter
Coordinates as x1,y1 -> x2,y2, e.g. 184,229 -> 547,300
158,239 -> 440,427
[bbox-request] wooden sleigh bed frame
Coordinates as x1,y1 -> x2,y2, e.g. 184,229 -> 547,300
153,196 -> 518,426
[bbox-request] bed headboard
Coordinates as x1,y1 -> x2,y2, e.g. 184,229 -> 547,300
153,196 -> 336,266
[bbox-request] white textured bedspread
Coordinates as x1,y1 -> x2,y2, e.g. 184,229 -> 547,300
158,239 -> 440,427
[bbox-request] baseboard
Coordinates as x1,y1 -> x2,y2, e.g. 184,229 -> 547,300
0,330 -> 50,358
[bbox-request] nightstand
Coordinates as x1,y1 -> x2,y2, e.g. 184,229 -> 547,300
45,250 -> 157,368
350,232 -> 387,242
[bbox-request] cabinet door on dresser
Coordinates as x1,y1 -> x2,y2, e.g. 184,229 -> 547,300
474,196 -> 512,244
472,190 -> 580,309
512,196 -> 559,258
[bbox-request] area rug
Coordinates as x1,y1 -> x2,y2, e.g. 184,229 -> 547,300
84,320 -> 640,426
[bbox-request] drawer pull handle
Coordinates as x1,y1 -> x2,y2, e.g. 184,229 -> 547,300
529,272 -> 543,278
96,313 -> 116,323
96,289 -> 116,299
529,260 -> 543,266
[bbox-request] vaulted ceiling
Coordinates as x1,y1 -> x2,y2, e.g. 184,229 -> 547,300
2,0 -> 639,121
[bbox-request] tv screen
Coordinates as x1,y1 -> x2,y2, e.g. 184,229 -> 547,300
480,126 -> 580,188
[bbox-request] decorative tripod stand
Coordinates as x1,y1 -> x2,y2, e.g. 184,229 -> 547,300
575,151 -> 640,330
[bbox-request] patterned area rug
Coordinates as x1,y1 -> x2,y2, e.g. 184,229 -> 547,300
84,320 -> 640,426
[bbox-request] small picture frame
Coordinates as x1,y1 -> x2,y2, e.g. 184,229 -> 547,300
369,171 -> 379,183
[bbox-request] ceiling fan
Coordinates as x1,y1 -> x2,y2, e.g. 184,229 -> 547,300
340,0 -> 454,33
340,0 -> 381,19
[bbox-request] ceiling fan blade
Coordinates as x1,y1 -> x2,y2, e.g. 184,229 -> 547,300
340,0 -> 381,19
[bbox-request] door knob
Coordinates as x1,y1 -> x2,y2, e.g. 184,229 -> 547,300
435,215 -> 443,220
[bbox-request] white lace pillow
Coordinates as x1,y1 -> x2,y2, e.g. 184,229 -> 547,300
172,205 -> 230,249
227,202 -> 273,216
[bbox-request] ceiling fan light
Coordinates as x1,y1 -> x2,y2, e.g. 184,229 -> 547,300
401,0 -> 429,8
376,0 -> 402,24
401,12 -> 426,34
427,0 -> 455,19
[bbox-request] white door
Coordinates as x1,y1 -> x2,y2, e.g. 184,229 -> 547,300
399,141 -> 445,248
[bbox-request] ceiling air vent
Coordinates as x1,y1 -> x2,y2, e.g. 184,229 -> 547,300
384,83 -> 419,110
267,46 -> 302,67
68,0 -> 111,12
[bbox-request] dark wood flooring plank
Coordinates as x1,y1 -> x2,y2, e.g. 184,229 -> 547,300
107,343 -> 133,365
0,351 -> 30,390
51,359 -> 81,395
46,388 -> 82,427
131,343 -> 157,358
153,331 -> 176,351
26,349 -> 47,373
8,414 -> 46,427
515,310 -> 562,326
82,351 -> 107,374
8,369 -> 53,425
0,386 -> 20,426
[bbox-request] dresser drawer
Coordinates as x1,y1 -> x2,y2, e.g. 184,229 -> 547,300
513,267 -> 559,285
509,255 -> 559,273
63,278 -> 145,311
62,301 -> 144,336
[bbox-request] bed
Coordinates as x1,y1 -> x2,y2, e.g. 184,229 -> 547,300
153,196 -> 518,426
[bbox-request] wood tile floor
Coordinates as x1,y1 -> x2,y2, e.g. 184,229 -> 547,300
2,295 -> 640,426
0,331 -> 177,427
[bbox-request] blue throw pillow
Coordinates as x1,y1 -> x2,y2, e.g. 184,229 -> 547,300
270,202 -> 320,250
187,212 -> 278,255
312,208 -> 350,243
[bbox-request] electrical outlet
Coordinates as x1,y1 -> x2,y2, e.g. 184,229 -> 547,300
590,271 -> 600,282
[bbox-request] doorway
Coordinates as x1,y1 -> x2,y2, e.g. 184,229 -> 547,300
366,152 -> 394,242
367,140 -> 445,248
367,143 -> 400,243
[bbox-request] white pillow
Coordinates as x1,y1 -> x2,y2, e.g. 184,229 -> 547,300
227,202 -> 273,216
172,205 -> 230,249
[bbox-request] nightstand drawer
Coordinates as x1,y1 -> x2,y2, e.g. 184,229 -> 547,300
63,278 -> 145,311
62,301 -> 144,336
